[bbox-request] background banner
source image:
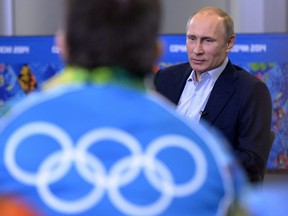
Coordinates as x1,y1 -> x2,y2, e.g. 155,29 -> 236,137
0,34 -> 287,172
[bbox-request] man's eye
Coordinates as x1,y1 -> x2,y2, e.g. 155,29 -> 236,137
204,39 -> 213,43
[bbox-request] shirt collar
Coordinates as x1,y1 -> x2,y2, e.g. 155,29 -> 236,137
42,66 -> 146,91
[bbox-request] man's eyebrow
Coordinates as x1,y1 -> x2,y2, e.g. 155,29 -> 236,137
202,36 -> 215,40
187,34 -> 215,40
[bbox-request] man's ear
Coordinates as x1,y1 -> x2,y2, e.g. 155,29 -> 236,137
55,30 -> 68,62
155,39 -> 163,61
152,39 -> 163,73
226,35 -> 236,53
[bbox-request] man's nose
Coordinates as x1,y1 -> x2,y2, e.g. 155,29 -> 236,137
193,41 -> 203,55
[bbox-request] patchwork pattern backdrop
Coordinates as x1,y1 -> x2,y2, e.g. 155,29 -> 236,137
0,34 -> 287,172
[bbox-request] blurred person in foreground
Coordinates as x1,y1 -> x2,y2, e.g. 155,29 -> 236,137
0,1 -> 248,215
154,7 -> 273,184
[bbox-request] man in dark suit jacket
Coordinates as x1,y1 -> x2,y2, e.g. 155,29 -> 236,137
154,7 -> 273,183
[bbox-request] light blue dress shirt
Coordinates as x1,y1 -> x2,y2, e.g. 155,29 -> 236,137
177,58 -> 229,123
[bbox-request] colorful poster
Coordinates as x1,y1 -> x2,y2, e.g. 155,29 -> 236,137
0,36 -> 64,107
0,34 -> 287,171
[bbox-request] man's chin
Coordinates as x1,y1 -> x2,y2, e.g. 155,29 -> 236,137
190,64 -> 206,73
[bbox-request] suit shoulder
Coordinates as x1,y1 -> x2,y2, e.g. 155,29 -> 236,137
233,64 -> 259,80
232,64 -> 270,90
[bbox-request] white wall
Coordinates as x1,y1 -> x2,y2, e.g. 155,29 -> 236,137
160,0 -> 228,34
160,0 -> 288,34
0,0 -> 287,35
264,0 -> 287,33
0,0 -> 14,35
13,0 -> 64,35
230,0 -> 287,33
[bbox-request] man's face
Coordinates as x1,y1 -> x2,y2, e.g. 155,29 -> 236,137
186,12 -> 233,74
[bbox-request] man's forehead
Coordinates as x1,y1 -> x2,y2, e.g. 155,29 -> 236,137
188,14 -> 224,33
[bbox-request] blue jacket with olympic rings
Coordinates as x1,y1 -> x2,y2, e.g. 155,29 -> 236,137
0,67 -> 248,216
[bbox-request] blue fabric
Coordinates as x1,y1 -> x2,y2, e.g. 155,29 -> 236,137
0,83 -> 247,215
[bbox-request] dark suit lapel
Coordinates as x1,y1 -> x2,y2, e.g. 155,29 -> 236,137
201,62 -> 238,124
179,66 -> 193,95
173,65 -> 193,104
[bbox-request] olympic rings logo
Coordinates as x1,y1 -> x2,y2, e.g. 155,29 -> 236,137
4,122 -> 208,215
